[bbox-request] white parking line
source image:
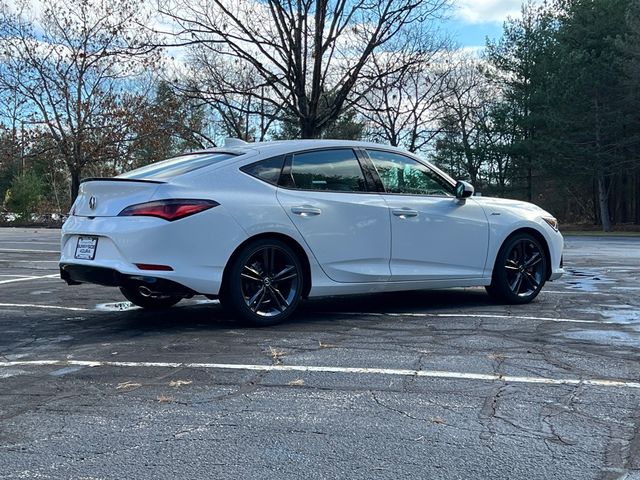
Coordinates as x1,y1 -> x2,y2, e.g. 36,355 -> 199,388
0,260 -> 59,263
0,242 -> 60,246
0,303 -> 88,311
0,274 -> 59,285
330,311 -> 621,325
1,359 -> 639,389
544,290 -> 607,296
0,248 -> 59,253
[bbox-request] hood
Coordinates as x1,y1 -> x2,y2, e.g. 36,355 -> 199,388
472,196 -> 553,218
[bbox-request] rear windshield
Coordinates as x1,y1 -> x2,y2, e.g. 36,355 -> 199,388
118,153 -> 237,180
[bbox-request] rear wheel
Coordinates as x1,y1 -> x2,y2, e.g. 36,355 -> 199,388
224,239 -> 303,326
120,286 -> 182,309
486,233 -> 548,304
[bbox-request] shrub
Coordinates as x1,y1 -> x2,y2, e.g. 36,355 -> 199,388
4,171 -> 44,219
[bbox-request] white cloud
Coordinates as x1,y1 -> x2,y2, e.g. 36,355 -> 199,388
454,0 -> 530,24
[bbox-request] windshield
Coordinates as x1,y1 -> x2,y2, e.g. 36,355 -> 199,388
118,153 -> 237,181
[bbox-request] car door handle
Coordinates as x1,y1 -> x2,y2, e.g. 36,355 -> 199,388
392,208 -> 419,219
291,206 -> 322,216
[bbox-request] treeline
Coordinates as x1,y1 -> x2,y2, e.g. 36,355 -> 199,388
1,0 -> 639,230
434,0 -> 640,231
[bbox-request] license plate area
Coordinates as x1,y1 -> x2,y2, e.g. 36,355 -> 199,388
74,236 -> 98,260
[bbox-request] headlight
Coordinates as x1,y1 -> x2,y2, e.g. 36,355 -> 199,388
542,217 -> 559,231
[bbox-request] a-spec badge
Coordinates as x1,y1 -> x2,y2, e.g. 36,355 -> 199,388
89,196 -> 97,210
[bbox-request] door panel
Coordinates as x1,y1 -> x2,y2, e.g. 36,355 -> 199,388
276,148 -> 391,283
365,149 -> 489,281
277,190 -> 391,282
383,196 -> 489,280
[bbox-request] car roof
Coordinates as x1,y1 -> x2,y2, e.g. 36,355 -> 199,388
188,139 -> 410,157
180,139 -> 456,186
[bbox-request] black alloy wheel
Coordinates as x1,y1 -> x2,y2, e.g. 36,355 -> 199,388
486,233 -> 548,304
224,239 -> 303,326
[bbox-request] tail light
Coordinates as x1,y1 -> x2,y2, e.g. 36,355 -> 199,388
118,199 -> 219,221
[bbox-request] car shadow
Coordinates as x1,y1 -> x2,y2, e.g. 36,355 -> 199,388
109,287 -> 495,333
299,288 -> 494,315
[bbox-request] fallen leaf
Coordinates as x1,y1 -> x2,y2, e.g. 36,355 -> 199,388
269,346 -> 285,364
288,379 -> 305,386
488,353 -> 507,361
169,380 -> 192,388
430,416 -> 446,425
116,381 -> 141,390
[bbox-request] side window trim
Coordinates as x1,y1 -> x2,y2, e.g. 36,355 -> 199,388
354,148 -> 385,192
363,149 -> 455,197
280,154 -> 295,188
277,147 -> 375,193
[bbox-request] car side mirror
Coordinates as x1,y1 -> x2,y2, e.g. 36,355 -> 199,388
455,180 -> 474,199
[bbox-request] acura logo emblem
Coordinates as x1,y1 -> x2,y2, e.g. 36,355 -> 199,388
89,196 -> 97,210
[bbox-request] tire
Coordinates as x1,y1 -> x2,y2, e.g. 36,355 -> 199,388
224,238 -> 303,326
486,233 -> 548,304
120,286 -> 182,309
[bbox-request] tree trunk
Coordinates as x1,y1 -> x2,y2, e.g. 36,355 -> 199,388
597,174 -> 612,232
300,119 -> 319,139
526,161 -> 533,202
70,169 -> 81,204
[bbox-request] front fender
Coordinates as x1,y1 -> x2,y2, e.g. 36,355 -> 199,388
485,214 -> 564,281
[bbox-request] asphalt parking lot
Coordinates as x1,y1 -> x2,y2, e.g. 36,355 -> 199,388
0,228 -> 638,479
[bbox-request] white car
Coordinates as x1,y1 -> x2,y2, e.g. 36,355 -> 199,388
60,139 -> 564,326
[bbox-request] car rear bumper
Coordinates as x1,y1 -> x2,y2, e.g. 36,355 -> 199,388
60,210 -> 248,295
60,263 -> 197,296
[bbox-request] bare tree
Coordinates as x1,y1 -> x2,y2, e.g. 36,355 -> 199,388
180,53 -> 281,141
0,0 -> 158,202
156,0 -> 448,138
434,56 -> 490,186
357,47 -> 451,153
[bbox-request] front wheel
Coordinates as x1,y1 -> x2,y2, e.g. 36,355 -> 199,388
224,239 -> 303,326
486,233 -> 548,304
120,286 -> 182,309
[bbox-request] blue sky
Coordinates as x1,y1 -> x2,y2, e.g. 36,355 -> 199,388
5,0 -> 526,52
443,19 -> 505,49
445,0 -> 528,49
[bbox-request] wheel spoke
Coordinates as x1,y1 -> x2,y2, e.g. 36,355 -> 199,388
525,253 -> 542,268
271,286 -> 290,308
268,287 -> 284,312
247,287 -> 266,311
510,273 -> 523,293
241,266 -> 263,283
273,265 -> 297,282
243,265 -> 263,279
523,271 -> 540,290
505,259 -> 519,270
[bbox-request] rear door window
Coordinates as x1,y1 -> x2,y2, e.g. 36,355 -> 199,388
118,153 -> 237,181
286,149 -> 367,192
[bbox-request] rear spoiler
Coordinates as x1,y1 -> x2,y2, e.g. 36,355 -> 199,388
80,177 -> 166,185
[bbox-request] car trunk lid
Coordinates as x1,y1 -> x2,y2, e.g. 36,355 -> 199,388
73,178 -> 163,217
